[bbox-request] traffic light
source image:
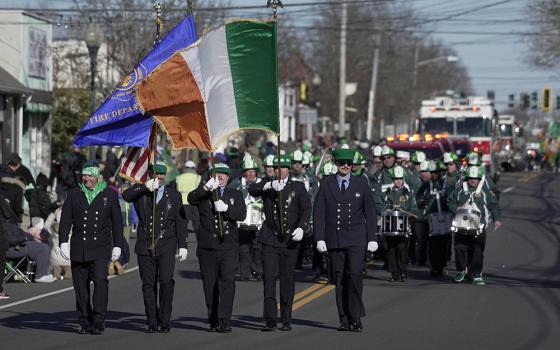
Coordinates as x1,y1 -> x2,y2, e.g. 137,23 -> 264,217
487,90 -> 495,100
521,92 -> 529,110
508,94 -> 514,108
299,81 -> 308,102
542,87 -> 552,112
531,91 -> 538,110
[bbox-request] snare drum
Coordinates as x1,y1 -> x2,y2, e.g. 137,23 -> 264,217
428,212 -> 452,236
451,208 -> 483,235
381,210 -> 410,236
238,202 -> 264,231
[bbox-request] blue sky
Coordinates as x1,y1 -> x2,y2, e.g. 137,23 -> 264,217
1,0 -> 557,111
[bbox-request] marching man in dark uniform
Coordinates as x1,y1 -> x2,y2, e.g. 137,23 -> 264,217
59,160 -> 124,335
122,162 -> 188,333
188,163 -> 246,333
313,148 -> 378,332
248,155 -> 311,332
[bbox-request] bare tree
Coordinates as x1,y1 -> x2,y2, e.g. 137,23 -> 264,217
526,0 -> 560,69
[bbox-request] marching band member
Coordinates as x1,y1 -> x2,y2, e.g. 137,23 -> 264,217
412,160 -> 432,267
188,163 -> 246,333
447,165 -> 502,285
314,148 -> 378,332
249,155 -> 311,331
122,162 -> 188,333
376,166 -> 418,282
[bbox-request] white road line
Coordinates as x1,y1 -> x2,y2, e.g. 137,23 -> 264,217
503,186 -> 514,193
0,266 -> 139,311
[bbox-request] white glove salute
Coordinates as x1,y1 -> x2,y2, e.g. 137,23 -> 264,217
204,177 -> 218,191
60,242 -> 70,260
145,178 -> 160,192
178,248 -> 188,262
263,181 -> 272,191
367,241 -> 378,253
317,240 -> 327,253
214,200 -> 229,212
111,247 -> 122,261
271,179 -> 285,191
291,228 -> 304,242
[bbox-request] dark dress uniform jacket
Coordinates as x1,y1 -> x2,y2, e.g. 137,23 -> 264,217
122,184 -> 188,256
188,184 -> 246,250
248,177 -> 311,248
313,175 -> 377,249
59,187 -> 124,262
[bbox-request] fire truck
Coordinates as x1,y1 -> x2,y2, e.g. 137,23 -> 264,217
496,114 -> 525,170
419,96 -> 499,179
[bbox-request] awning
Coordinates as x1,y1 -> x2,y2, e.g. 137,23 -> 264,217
0,66 -> 32,95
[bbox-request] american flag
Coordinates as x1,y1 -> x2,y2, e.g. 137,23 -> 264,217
118,127 -> 157,183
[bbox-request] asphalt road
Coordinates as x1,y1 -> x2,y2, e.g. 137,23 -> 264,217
1,172 -> 559,350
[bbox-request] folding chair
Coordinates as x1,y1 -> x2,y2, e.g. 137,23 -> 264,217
4,256 -> 33,283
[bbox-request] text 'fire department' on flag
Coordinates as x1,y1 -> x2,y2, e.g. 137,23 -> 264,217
135,20 -> 280,151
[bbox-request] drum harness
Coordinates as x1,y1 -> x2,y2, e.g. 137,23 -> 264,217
455,179 -> 491,234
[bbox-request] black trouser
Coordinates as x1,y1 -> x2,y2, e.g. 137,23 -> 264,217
71,259 -> 109,328
329,246 -> 366,324
428,234 -> 449,273
262,244 -> 298,325
137,253 -> 176,327
296,235 -> 311,268
197,248 -> 237,324
454,232 -> 486,277
0,233 -> 8,293
386,236 -> 409,278
312,247 -> 329,277
414,221 -> 429,266
184,205 -> 200,233
238,229 -> 257,279
251,237 -> 263,276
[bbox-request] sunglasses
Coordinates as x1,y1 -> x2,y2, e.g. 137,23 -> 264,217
382,156 -> 394,160
336,161 -> 353,166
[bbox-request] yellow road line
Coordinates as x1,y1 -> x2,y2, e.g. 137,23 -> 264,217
292,285 -> 335,311
293,282 -> 327,303
519,173 -> 540,183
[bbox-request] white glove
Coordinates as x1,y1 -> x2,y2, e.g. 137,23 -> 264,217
178,248 -> 188,262
146,178 -> 160,192
204,177 -> 218,191
214,200 -> 229,212
263,181 -> 272,191
111,247 -> 122,262
271,179 -> 285,191
367,241 -> 379,253
317,240 -> 327,253
291,228 -> 304,242
60,242 -> 70,260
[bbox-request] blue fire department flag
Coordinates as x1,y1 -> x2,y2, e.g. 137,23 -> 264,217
73,15 -> 197,147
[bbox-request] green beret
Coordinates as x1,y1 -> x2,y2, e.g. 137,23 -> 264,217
151,161 -> 167,174
209,163 -> 230,175
82,160 -> 100,177
332,148 -> 356,162
273,156 -> 291,168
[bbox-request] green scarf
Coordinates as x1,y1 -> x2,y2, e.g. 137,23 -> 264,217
79,180 -> 107,205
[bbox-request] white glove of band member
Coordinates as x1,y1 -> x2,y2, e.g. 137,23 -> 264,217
214,200 -> 229,212
204,177 -> 218,191
316,240 -> 327,253
178,248 -> 188,262
367,241 -> 378,253
60,242 -> 70,260
111,247 -> 122,261
271,179 -> 285,191
145,178 -> 160,192
263,181 -> 272,191
291,228 -> 304,242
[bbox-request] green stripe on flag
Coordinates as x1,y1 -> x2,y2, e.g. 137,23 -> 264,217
225,21 -> 279,133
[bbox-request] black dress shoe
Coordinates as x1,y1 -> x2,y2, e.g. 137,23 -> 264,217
218,320 -> 232,333
389,276 -> 399,282
350,321 -> 363,332
279,323 -> 292,331
337,323 -> 350,331
90,327 -> 105,335
261,323 -> 277,332
78,326 -> 90,334
145,325 -> 158,333
400,275 -> 408,282
208,323 -> 219,332
252,271 -> 263,280
159,324 -> 171,333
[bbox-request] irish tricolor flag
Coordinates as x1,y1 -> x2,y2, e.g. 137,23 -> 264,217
136,20 -> 279,151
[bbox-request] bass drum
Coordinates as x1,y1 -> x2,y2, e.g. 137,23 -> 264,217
451,208 -> 483,235
428,212 -> 452,236
238,202 -> 264,231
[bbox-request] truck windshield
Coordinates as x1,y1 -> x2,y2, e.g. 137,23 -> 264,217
499,124 -> 513,137
420,118 -> 453,134
456,117 -> 490,137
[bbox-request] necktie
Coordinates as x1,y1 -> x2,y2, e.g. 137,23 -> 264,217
341,179 -> 347,193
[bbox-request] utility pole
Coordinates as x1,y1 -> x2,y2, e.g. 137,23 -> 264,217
338,0 -> 347,138
366,33 -> 381,141
410,40 -> 420,132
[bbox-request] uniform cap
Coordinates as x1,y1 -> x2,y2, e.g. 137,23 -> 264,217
302,153 -> 311,166
292,150 -> 303,162
332,148 -> 356,161
443,152 -> 459,164
390,165 -> 405,179
467,152 -> 482,166
242,158 -> 258,171
396,150 -> 410,160
352,150 -> 366,165
209,163 -> 230,175
381,145 -> 395,156
419,160 -> 430,172
151,161 -> 167,174
372,145 -> 383,157
411,151 -> 426,164
465,165 -> 483,179
428,160 -> 437,172
264,154 -> 275,167
273,156 -> 291,168
321,161 -> 337,175
436,160 -> 446,171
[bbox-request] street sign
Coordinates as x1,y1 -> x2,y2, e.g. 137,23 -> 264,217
298,106 -> 318,125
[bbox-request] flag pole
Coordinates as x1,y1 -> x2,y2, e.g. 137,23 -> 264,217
210,152 -> 224,240
267,0 -> 284,238
149,2 -> 164,254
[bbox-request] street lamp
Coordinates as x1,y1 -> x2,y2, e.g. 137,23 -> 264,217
84,22 -> 104,160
